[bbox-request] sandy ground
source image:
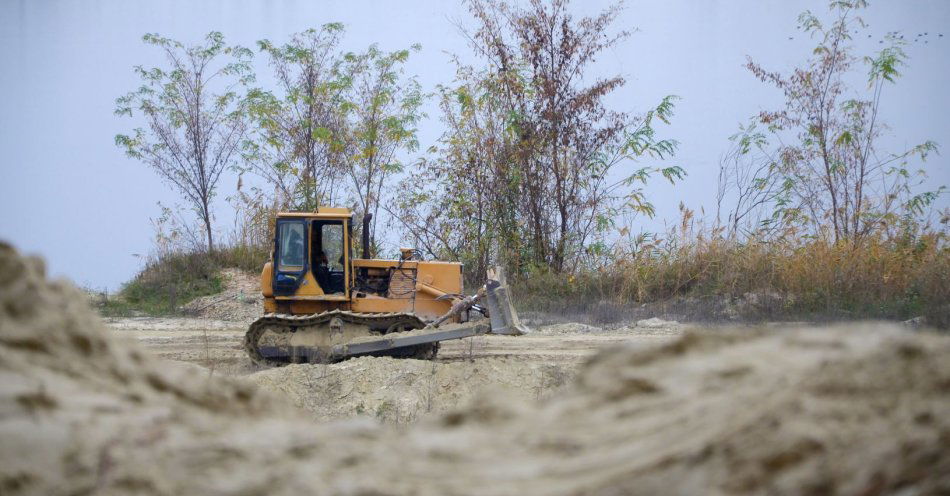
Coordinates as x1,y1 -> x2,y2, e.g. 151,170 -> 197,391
104,316 -> 688,421
4,244 -> 950,495
104,317 -> 685,368
105,317 -> 255,374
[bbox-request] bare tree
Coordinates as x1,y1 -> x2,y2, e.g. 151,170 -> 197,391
116,32 -> 253,252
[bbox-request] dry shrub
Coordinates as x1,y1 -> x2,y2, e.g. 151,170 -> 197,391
514,222 -> 949,327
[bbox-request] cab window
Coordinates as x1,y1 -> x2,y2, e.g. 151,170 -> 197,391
322,223 -> 344,271
277,222 -> 305,271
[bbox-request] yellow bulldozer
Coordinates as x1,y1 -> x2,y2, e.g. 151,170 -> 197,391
244,207 -> 528,366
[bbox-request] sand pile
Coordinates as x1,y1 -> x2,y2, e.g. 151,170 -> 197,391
181,268 -> 261,321
2,242 -> 949,495
0,244 -> 303,495
251,356 -> 577,422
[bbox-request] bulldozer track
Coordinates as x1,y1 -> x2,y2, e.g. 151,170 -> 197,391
244,310 -> 427,367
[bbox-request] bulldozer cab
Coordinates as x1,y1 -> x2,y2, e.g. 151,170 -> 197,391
272,209 -> 352,298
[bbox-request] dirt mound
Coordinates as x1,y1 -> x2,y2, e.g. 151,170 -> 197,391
2,242 -> 949,495
251,356 -> 577,422
181,268 -> 261,321
0,244 -> 297,495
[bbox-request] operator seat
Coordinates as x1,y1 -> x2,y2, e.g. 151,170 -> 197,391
315,251 -> 332,293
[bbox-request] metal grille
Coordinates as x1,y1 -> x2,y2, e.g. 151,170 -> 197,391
387,268 -> 417,298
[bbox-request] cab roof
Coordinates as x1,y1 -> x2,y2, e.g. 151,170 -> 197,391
277,207 -> 352,220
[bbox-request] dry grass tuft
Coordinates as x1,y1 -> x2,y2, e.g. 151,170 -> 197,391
514,230 -> 949,327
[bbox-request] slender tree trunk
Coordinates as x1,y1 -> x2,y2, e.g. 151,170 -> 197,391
201,201 -> 214,253
819,139 -> 842,242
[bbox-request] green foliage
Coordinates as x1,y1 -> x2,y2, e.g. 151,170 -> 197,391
242,24 -> 350,210
866,40 -> 906,84
100,251 -> 223,317
742,0 -> 943,243
339,41 -> 425,249
394,0 -> 682,280
242,26 -> 423,253
98,244 -> 269,317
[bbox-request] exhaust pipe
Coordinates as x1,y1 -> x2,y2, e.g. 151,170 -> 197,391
362,213 -> 372,259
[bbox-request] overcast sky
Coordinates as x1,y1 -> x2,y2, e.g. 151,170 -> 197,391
1,0 -> 947,290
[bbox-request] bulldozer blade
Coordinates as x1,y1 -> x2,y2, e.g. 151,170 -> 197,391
333,323 -> 490,357
485,274 -> 529,336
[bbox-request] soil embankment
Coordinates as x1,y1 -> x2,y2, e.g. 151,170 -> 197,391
180,268 -> 262,321
2,243 -> 949,495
